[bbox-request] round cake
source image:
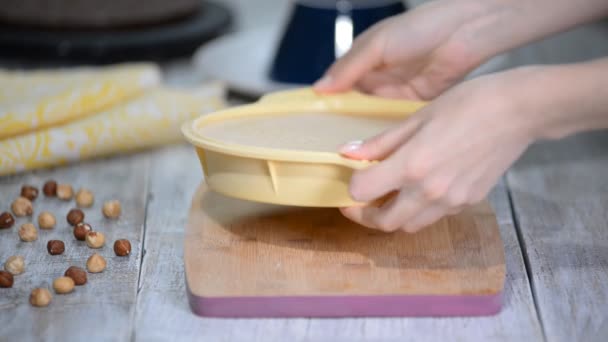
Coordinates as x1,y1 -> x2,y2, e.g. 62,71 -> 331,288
0,0 -> 201,29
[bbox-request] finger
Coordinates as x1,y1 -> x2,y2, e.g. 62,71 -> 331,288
340,116 -> 422,161
313,27 -> 385,93
339,206 -> 382,230
401,203 -> 449,233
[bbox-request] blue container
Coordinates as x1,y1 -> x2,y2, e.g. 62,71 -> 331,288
270,0 -> 406,84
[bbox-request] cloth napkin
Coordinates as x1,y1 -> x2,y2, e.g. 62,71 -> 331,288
0,64 -> 225,176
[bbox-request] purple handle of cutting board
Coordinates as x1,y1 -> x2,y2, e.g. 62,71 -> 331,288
187,284 -> 503,318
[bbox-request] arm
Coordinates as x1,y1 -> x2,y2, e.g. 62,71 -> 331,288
339,58 -> 608,232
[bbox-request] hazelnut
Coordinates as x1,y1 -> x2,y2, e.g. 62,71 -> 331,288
43,180 -> 57,197
85,231 -> 105,249
0,270 -> 14,288
73,222 -> 92,241
0,212 -> 15,229
86,253 -> 106,273
30,288 -> 52,307
64,266 -> 87,285
102,200 -> 121,219
53,276 -> 75,294
38,211 -> 56,230
47,240 -> 65,255
56,184 -> 73,200
18,223 -> 38,242
113,239 -> 132,256
21,185 -> 39,201
11,196 -> 33,217
4,255 -> 25,275
66,208 -> 85,226
75,189 -> 94,208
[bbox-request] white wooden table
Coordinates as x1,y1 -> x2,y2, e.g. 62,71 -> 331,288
1,1 -> 607,341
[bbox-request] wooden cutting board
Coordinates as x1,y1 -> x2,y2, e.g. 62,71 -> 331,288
184,184 -> 506,318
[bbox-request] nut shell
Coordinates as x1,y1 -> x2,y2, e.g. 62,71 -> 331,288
0,270 -> 13,288
67,208 -> 85,226
73,222 -> 92,241
114,239 -> 132,256
21,185 -> 39,201
47,240 -> 65,255
0,212 -> 15,229
64,266 -> 87,285
43,180 -> 57,197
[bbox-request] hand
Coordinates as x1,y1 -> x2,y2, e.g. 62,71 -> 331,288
339,69 -> 539,233
314,0 -> 498,100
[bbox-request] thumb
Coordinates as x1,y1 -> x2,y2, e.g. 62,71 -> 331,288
339,117 -> 421,161
314,30 -> 384,93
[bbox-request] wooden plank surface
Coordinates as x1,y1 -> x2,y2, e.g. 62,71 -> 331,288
135,144 -> 543,341
0,153 -> 150,342
507,132 -> 608,342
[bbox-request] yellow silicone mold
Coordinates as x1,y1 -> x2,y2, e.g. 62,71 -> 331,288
182,87 -> 426,207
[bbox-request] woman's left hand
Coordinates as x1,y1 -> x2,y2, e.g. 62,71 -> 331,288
339,67 -> 540,233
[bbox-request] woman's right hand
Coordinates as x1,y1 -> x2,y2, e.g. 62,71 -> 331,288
314,0 -> 503,100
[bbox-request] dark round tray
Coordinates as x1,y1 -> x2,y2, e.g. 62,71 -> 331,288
0,1 -> 231,64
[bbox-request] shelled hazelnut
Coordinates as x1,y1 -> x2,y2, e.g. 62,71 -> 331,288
43,180 -> 57,197
75,189 -> 94,208
47,240 -> 65,255
102,200 -> 121,219
38,212 -> 56,230
0,212 -> 15,229
73,222 -> 92,241
113,239 -> 132,256
64,266 -> 87,285
18,223 -> 38,242
85,231 -> 105,249
66,208 -> 85,226
53,276 -> 75,294
11,197 -> 33,217
30,288 -> 52,307
86,253 -> 106,273
21,185 -> 39,201
56,184 -> 73,200
4,255 -> 25,275
0,270 -> 14,288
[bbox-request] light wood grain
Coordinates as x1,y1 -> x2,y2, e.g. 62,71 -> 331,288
134,144 -> 543,341
507,132 -> 608,342
0,153 -> 150,342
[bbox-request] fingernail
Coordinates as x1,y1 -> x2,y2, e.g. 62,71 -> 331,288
340,140 -> 364,153
314,75 -> 333,89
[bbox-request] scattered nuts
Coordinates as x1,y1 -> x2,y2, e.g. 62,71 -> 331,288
102,200 -> 121,219
0,212 -> 15,229
53,276 -> 75,294
86,253 -> 106,273
85,231 -> 105,249
75,188 -> 95,208
38,211 -> 56,230
56,184 -> 73,200
114,239 -> 132,256
11,196 -> 33,217
43,180 -> 57,197
4,255 -> 25,275
0,270 -> 14,288
30,288 -> 52,307
47,240 -> 65,255
64,266 -> 87,285
67,208 -> 85,226
21,185 -> 39,201
73,222 -> 92,241
18,223 -> 38,242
